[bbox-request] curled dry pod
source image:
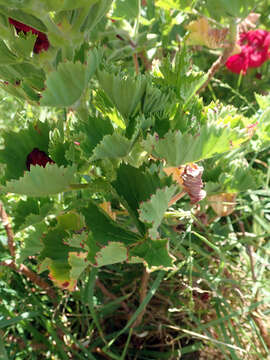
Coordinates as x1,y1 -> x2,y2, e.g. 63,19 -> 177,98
164,163 -> 206,204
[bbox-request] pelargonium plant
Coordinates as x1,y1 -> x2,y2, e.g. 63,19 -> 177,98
0,0 -> 266,299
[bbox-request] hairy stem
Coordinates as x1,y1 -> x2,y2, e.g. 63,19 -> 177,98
197,23 -> 237,95
133,53 -> 140,75
168,191 -> 186,207
0,202 -> 15,257
251,314 -> 270,351
132,267 -> 150,328
0,260 -> 57,303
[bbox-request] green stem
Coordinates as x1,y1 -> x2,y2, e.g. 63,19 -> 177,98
69,183 -> 90,190
237,71 -> 243,91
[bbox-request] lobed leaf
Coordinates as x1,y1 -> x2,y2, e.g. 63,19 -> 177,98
68,252 -> 89,280
130,239 -> 175,269
3,163 -> 76,197
41,50 -> 99,107
90,133 -> 132,161
97,70 -> 146,122
144,123 -> 247,166
82,201 -> 140,246
112,164 -> 173,235
139,185 -> 178,239
95,242 -> 128,267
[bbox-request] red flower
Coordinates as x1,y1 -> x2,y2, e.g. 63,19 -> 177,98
9,18 -> 50,54
226,29 -> 270,74
26,148 -> 54,171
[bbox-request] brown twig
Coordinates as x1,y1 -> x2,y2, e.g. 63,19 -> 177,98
168,191 -> 186,207
0,202 -> 15,257
132,267 -> 150,328
196,25 -> 236,95
94,347 -> 113,360
138,50 -> 152,71
251,314 -> 270,350
0,260 -> 57,304
96,278 -> 130,314
133,53 -> 140,75
0,202 -> 57,303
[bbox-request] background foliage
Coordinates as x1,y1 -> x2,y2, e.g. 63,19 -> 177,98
0,0 -> 270,359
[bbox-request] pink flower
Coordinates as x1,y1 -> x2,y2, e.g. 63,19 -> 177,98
226,29 -> 270,74
9,18 -> 50,54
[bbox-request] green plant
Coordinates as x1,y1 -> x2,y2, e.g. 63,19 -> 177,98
0,1 -> 270,359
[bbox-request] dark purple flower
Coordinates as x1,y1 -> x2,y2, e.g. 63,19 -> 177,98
26,148 -> 54,171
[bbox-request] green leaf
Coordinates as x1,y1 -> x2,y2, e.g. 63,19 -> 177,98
9,32 -> 37,58
0,62 -> 45,102
112,0 -> 140,19
155,0 -> 181,10
20,201 -> 53,229
48,139 -> 71,167
40,62 -> 87,107
81,201 -> 140,245
65,232 -> 88,249
41,0 -> 98,11
3,164 -> 76,197
18,223 -> 45,264
139,185 -> 178,239
57,211 -> 85,232
142,82 -> 170,115
0,39 -> 17,64
46,258 -> 77,291
205,0 -> 256,20
68,252 -> 89,280
13,197 -> 39,231
40,229 -> 70,261
74,114 -> 113,158
255,92 -> 270,111
0,7 -> 48,32
0,61 -> 44,83
159,48 -> 207,106
97,70 -> 146,122
40,50 -> 99,107
220,163 -> 262,194
130,239 -> 175,269
90,133 -> 132,161
0,1 -> 98,12
80,0 -> 113,32
144,123 -> 247,166
40,228 -> 79,291
13,198 -> 53,232
112,164 -> 172,235
95,242 -> 128,267
0,121 -> 50,181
